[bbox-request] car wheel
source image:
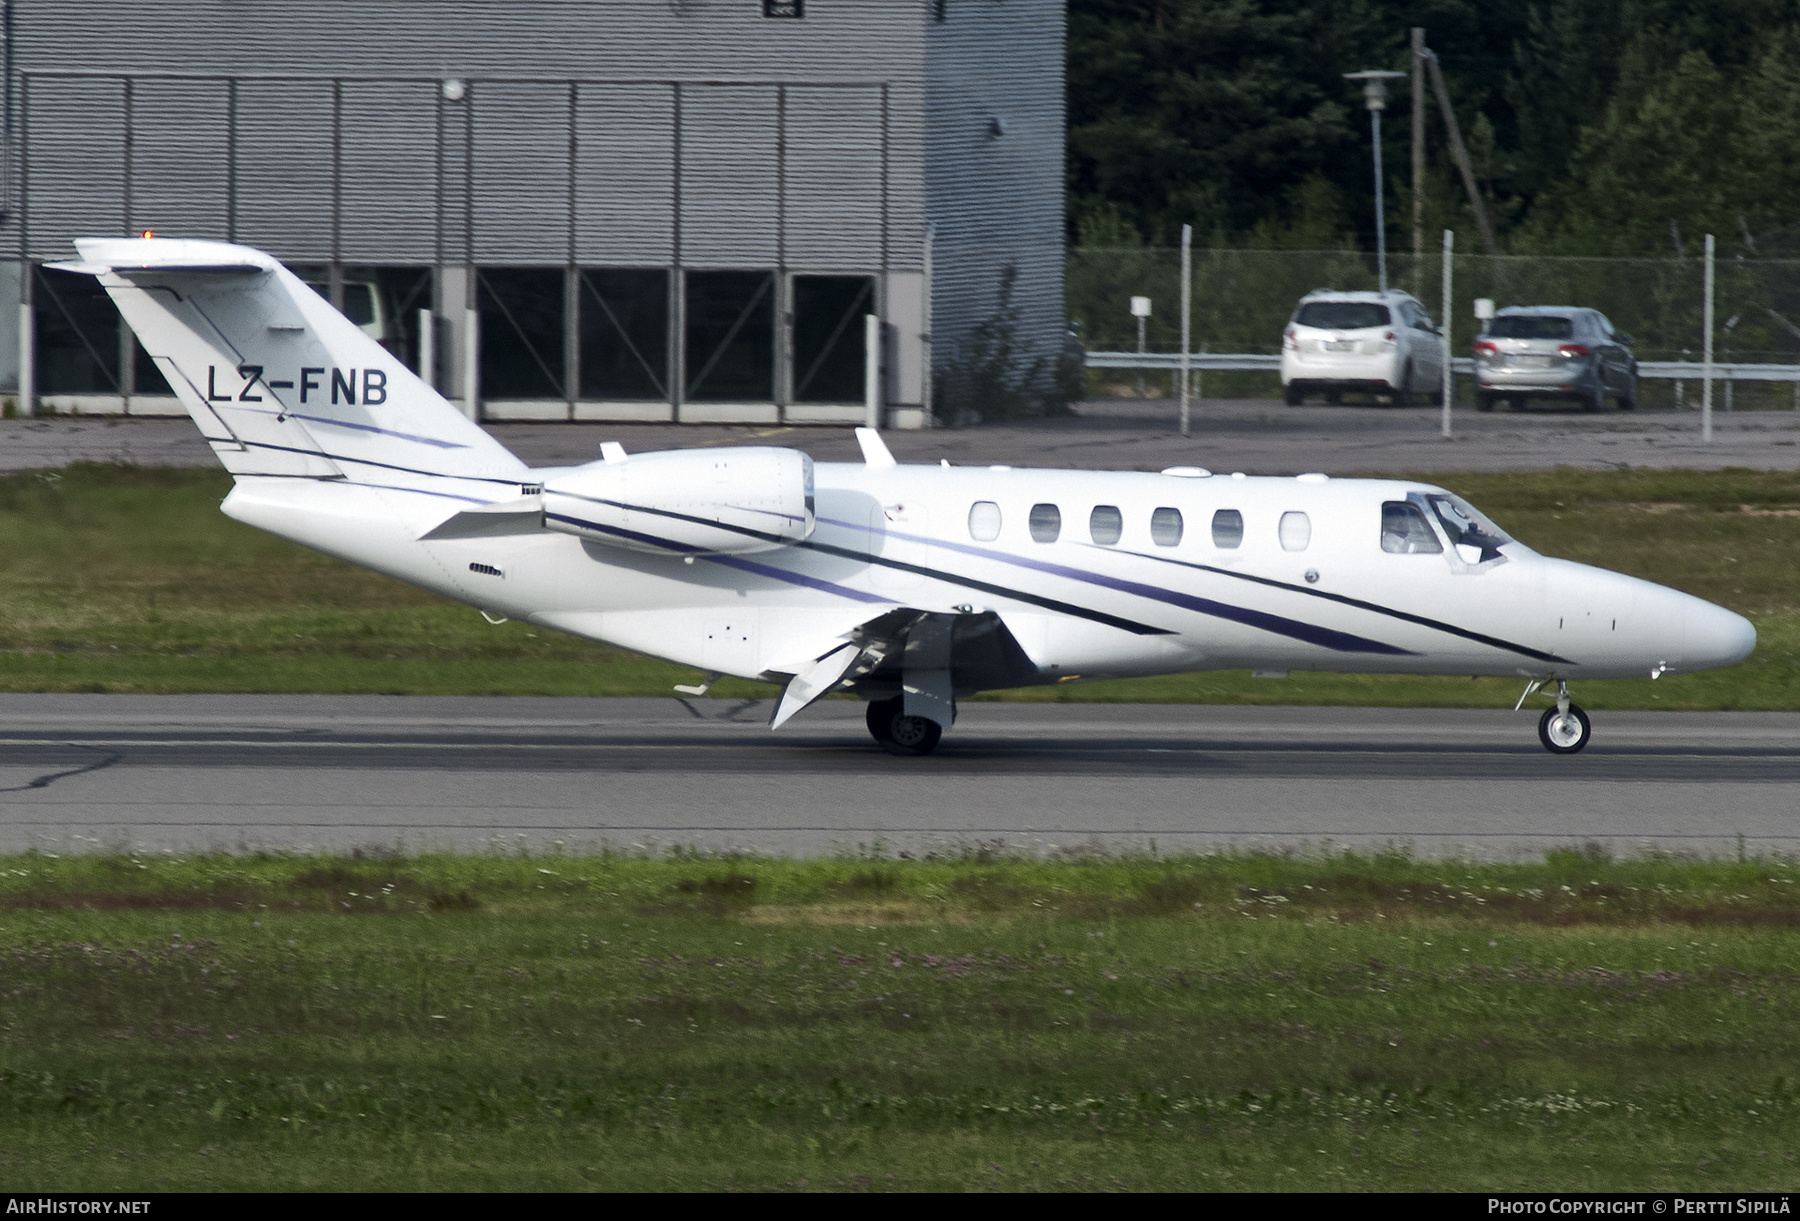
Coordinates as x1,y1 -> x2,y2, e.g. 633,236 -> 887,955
1324,388 -> 1342,405
1391,364 -> 1413,407
1511,396 -> 1528,412
1583,385 -> 1604,412
1618,380 -> 1637,411
1475,393 -> 1495,413
1284,383 -> 1304,406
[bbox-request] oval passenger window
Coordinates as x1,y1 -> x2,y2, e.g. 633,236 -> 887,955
968,501 -> 1001,542
1028,503 -> 1062,543
1211,509 -> 1243,548
1279,511 -> 1311,552
1089,505 -> 1122,545
1150,507 -> 1183,547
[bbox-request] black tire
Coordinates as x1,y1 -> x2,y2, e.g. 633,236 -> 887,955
1582,385 -> 1604,412
1324,388 -> 1343,405
1617,381 -> 1637,411
1391,365 -> 1413,407
1538,704 -> 1592,754
866,696 -> 943,756
865,696 -> 901,744
1475,393 -> 1496,413
1511,396 -> 1528,412
1284,383 -> 1304,406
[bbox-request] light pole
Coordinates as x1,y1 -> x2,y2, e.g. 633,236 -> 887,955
1344,69 -> 1406,294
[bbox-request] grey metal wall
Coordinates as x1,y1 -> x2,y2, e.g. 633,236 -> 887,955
7,1 -> 1066,418
14,0 -> 930,273
20,74 -> 906,275
927,0 -> 1068,414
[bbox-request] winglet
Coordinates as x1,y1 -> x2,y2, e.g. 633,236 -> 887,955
600,441 -> 628,464
855,427 -> 897,469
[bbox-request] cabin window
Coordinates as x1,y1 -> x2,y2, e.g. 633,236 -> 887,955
1211,509 -> 1243,548
1279,511 -> 1312,551
968,501 -> 1001,542
1381,501 -> 1442,553
1029,503 -> 1062,543
1150,506 -> 1183,547
1089,505 -> 1122,545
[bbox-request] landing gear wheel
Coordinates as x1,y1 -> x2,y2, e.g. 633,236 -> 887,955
1538,703 -> 1592,754
866,696 -> 900,744
1284,383 -> 1304,406
865,696 -> 943,756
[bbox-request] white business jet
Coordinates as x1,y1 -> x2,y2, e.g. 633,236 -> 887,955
56,238 -> 1756,755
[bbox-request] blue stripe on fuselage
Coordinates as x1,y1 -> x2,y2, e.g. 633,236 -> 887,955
819,515 -> 1414,656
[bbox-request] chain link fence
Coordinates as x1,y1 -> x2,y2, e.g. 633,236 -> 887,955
1069,247 -> 1800,408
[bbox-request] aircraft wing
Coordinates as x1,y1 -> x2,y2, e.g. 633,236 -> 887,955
769,608 -> 1041,729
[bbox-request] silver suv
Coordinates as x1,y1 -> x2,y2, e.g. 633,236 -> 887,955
1280,289 -> 1445,406
1473,306 -> 1637,412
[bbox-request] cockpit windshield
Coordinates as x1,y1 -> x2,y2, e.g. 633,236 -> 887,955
1422,493 -> 1512,563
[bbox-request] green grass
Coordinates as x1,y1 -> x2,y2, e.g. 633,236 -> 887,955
0,462 -> 1797,707
4,850 -> 1800,1190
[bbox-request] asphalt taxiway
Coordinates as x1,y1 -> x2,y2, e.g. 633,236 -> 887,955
0,695 -> 1792,859
7,396 -> 1800,476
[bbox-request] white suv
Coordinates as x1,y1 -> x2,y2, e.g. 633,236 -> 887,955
1280,289 -> 1444,406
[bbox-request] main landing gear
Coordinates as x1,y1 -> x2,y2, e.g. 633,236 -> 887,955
866,695 -> 944,756
1535,680 -> 1592,754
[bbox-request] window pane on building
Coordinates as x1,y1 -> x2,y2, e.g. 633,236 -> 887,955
1150,506 -> 1183,547
580,269 -> 669,401
1028,503 -> 1061,543
339,267 -> 433,375
792,274 -> 873,402
686,269 -> 774,402
133,342 -> 173,396
35,267 -> 119,394
479,267 -> 566,400
1089,504 -> 1122,545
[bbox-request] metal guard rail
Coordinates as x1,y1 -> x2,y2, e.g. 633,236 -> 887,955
1085,351 -> 1800,381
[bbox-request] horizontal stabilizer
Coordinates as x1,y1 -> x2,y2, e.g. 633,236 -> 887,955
56,237 -> 278,276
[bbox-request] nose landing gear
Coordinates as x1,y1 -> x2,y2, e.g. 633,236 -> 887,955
1536,680 -> 1592,754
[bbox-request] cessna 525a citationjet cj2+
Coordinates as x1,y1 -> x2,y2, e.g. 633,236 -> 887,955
56,237 -> 1755,756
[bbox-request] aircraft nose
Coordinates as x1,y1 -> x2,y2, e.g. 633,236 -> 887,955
1683,599 -> 1756,671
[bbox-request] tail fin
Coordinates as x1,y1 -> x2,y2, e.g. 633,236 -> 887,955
51,237 -> 526,497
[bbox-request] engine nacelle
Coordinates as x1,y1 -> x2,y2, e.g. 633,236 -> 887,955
541,447 -> 814,555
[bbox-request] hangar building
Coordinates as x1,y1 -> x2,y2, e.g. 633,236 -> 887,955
7,0 -> 1066,428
